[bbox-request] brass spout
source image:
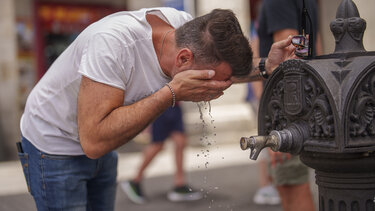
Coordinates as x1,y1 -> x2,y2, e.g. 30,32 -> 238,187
240,134 -> 280,160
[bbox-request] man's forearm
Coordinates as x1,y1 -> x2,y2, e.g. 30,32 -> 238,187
79,85 -> 173,159
79,69 -> 231,159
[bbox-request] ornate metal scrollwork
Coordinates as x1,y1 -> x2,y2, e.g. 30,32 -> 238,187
309,95 -> 335,138
305,76 -> 335,138
349,72 -> 375,137
263,60 -> 335,139
264,80 -> 289,132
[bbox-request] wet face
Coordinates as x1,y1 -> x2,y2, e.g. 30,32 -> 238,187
193,62 -> 233,81
211,62 -> 232,81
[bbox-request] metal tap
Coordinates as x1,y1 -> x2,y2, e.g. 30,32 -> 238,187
240,124 -> 307,160
240,131 -> 281,160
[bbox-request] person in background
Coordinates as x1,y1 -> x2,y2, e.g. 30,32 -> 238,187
246,0 -> 281,206
257,0 -> 322,210
122,103 -> 203,203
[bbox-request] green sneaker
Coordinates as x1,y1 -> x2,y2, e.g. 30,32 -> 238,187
167,185 -> 203,202
121,181 -> 146,204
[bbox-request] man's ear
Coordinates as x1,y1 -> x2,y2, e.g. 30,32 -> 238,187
175,48 -> 194,68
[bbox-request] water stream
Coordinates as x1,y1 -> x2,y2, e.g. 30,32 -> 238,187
196,101 -> 233,210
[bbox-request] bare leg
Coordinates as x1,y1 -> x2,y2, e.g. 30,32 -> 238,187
258,159 -> 272,187
170,131 -> 187,187
277,183 -> 315,211
133,142 -> 164,183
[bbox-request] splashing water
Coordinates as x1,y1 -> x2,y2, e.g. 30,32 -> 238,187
196,101 -> 236,210
196,101 -> 213,145
196,102 -> 212,203
197,101 -> 211,126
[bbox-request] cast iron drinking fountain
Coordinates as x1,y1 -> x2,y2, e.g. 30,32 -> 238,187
240,0 -> 375,210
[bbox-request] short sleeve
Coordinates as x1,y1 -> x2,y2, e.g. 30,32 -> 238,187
264,0 -> 299,35
78,33 -> 129,90
157,7 -> 193,28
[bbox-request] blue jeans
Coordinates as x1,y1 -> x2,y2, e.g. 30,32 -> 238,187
18,136 -> 118,211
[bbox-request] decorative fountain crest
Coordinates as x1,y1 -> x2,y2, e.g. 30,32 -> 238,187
330,0 -> 366,53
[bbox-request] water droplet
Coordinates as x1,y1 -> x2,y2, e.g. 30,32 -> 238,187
197,103 -> 204,120
214,187 -> 219,190
222,157 -> 225,159
208,101 -> 212,118
206,150 -> 209,152
200,188 -> 204,192
189,188 -> 192,191
205,162 -> 209,168
207,142 -> 212,146
214,133 -> 216,136
197,154 -> 199,157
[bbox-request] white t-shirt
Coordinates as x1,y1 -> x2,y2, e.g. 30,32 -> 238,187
20,7 -> 192,155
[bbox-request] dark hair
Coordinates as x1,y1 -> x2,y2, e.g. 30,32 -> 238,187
175,9 -> 253,76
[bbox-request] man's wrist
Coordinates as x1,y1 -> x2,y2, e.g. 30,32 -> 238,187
264,58 -> 274,75
165,83 -> 176,107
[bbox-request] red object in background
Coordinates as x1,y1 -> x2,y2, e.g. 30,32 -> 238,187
249,0 -> 262,20
34,1 -> 124,79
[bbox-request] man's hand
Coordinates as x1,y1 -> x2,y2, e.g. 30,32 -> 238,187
169,69 -> 232,102
266,35 -> 297,75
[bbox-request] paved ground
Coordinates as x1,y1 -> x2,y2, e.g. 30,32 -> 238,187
0,139 -> 289,211
0,162 -> 283,211
0,128 -> 318,211
0,140 -> 319,211
116,164 -> 283,211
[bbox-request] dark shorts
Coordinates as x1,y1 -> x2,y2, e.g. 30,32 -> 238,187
152,105 -> 184,143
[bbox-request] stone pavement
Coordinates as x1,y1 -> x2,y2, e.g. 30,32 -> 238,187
115,164 -> 283,211
0,161 -> 283,211
0,140 -> 318,211
0,139 -> 286,211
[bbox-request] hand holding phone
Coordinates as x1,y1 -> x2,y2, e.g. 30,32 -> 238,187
292,35 -> 309,58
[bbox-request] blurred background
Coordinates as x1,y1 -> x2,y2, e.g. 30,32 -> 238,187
2,0 -> 375,162
1,0 -> 375,210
